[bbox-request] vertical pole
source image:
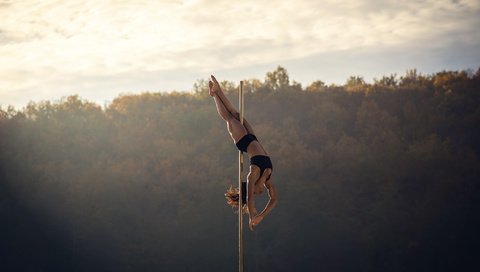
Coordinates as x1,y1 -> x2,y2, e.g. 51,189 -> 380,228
238,81 -> 244,272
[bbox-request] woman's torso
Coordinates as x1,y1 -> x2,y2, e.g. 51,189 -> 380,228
246,140 -> 267,157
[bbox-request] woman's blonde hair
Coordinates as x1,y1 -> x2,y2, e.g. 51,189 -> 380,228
224,185 -> 248,214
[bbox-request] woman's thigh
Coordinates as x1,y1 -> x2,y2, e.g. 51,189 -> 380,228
228,117 -> 248,142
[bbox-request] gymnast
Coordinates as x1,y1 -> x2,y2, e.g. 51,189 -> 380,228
209,75 -> 277,231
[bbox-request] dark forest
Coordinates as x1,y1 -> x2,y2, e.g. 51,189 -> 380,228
1,67 -> 479,271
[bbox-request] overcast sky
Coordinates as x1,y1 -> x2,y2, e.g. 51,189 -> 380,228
1,0 -> 479,108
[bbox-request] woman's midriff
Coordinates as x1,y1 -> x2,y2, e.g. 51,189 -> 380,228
247,141 -> 267,156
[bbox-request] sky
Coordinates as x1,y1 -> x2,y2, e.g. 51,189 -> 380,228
1,0 -> 479,108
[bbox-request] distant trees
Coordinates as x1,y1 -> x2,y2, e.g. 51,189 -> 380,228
1,67 -> 479,272
265,65 -> 290,90
306,80 -> 326,92
374,74 -> 398,87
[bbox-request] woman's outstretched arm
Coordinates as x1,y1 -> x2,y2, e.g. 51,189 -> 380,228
247,166 -> 260,231
258,178 -> 277,218
249,177 -> 276,229
248,169 -> 276,230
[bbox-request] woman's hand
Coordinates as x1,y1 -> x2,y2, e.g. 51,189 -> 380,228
248,214 -> 264,231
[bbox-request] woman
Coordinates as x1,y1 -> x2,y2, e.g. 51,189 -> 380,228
209,75 -> 277,231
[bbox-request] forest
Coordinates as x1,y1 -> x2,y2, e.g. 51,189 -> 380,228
1,66 -> 479,271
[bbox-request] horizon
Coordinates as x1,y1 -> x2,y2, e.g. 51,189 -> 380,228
2,65 -> 479,110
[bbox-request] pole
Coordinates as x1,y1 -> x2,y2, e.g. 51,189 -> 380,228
238,81 -> 244,272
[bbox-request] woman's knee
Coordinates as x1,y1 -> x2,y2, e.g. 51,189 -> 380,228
232,112 -> 241,121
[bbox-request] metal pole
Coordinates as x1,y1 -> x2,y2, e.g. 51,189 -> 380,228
238,81 -> 244,272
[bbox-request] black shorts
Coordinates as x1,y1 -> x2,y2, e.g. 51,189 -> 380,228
250,155 -> 273,180
235,134 -> 257,152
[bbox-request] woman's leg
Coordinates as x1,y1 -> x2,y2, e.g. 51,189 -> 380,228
211,94 -> 247,142
212,93 -> 232,122
210,75 -> 239,115
210,76 -> 256,135
226,107 -> 248,141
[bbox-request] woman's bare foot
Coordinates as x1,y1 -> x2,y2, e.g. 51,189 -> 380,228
209,80 -> 215,96
209,75 -> 222,97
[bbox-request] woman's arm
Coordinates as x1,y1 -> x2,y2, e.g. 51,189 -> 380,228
247,167 -> 261,231
258,179 -> 277,218
247,173 -> 257,218
249,177 -> 277,230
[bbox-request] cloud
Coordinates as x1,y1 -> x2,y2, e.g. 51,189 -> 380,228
0,0 -> 479,107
